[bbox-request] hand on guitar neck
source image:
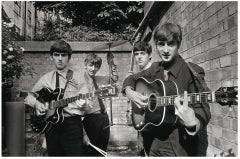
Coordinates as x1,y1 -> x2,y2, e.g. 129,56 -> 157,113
34,97 -> 91,116
125,86 -> 148,108
75,99 -> 92,111
174,91 -> 200,133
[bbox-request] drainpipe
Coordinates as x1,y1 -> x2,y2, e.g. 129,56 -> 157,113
34,3 -> 37,39
22,1 -> 27,39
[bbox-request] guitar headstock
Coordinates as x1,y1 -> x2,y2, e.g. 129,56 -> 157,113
215,86 -> 238,106
95,84 -> 119,98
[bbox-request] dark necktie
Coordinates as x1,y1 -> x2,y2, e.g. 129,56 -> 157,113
92,78 -> 106,114
56,71 -> 59,88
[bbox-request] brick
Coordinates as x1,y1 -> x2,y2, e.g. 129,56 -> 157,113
212,137 -> 224,149
203,8 -> 209,20
210,22 -> 224,38
202,30 -> 211,41
210,103 -> 223,115
202,60 -> 211,71
192,18 -> 199,28
218,31 -> 231,45
222,66 -> 238,81
227,14 -> 237,30
208,2 -> 217,17
225,40 -> 237,55
231,53 -> 238,65
233,79 -> 238,86
197,12 -> 204,24
191,52 -> 206,63
201,40 -> 209,52
220,116 -> 231,129
209,36 -> 218,49
228,2 -> 237,15
231,118 -> 238,131
181,2 -> 187,12
208,14 -> 218,28
207,1 -> 215,7
229,28 -> 237,40
211,58 -> 220,69
205,69 -> 224,82
222,128 -> 237,143
211,125 -> 222,138
194,44 -> 202,55
199,2 -> 207,14
217,6 -> 229,22
222,1 -> 231,7
200,21 -> 208,33
207,46 -> 226,60
189,47 -> 195,57
215,1 -> 223,12
220,55 -> 231,67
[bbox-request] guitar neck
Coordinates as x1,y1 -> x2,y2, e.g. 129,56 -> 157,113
52,92 -> 94,108
156,91 -> 216,106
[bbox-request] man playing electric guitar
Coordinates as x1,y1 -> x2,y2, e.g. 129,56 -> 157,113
24,40 -> 90,156
122,23 -> 211,156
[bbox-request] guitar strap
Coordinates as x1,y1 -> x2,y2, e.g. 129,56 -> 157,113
62,69 -> 73,96
187,62 -> 209,92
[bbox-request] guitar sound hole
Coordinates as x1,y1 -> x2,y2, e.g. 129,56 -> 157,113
149,94 -> 156,111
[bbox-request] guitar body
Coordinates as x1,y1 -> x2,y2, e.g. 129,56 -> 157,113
132,77 -> 178,131
30,88 -> 65,133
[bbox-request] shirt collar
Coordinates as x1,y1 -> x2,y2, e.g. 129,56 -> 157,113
55,67 -> 69,77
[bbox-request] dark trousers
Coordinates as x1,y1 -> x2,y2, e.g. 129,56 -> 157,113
45,115 -> 84,156
142,132 -> 176,156
83,113 -> 110,156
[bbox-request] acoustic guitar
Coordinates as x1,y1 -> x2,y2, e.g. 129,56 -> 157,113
131,77 -> 238,131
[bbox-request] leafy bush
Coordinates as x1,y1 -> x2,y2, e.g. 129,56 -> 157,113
2,20 -> 33,88
34,17 -> 135,41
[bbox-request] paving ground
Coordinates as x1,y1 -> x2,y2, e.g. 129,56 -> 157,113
107,145 -> 140,157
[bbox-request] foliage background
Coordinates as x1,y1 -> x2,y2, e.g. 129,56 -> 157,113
34,1 -> 144,41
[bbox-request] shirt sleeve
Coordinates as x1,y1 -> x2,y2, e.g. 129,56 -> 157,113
121,74 -> 136,96
24,75 -> 48,107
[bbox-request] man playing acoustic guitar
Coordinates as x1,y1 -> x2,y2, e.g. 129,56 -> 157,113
24,40 -> 90,156
122,22 -> 211,156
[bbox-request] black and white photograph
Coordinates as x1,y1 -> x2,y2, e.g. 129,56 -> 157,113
1,1 -> 238,157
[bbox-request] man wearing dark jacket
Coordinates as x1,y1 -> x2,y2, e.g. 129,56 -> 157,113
122,22 -> 211,156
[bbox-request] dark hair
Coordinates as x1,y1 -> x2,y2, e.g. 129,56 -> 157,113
153,22 -> 182,48
133,41 -> 152,55
84,53 -> 102,68
50,40 -> 72,58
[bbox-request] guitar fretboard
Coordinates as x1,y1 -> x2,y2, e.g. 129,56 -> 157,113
154,91 -> 215,106
51,92 -> 94,109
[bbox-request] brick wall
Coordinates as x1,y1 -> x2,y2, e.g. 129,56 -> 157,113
147,1 -> 238,156
7,42 -> 140,156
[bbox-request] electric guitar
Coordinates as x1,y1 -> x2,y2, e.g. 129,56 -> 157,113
131,77 -> 238,131
30,84 -> 118,134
